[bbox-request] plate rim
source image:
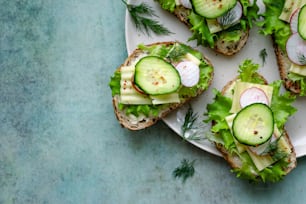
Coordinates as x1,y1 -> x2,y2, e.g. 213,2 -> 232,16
124,0 -> 306,158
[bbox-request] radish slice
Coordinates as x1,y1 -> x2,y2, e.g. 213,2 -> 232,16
175,61 -> 200,87
179,0 -> 192,9
217,2 -> 242,27
240,87 -> 269,108
248,139 -> 270,155
290,8 -> 300,34
286,33 -> 306,66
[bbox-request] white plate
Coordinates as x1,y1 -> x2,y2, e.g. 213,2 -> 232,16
125,0 -> 306,157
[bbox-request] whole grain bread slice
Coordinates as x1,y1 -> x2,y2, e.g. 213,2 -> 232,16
171,5 -> 250,56
214,76 -> 296,178
112,42 -> 214,130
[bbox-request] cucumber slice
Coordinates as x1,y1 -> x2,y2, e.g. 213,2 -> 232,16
232,103 -> 274,146
191,0 -> 237,19
134,56 -> 181,95
298,4 -> 306,40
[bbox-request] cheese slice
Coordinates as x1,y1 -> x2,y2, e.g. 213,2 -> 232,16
289,63 -> 306,76
279,0 -> 306,23
206,19 -> 223,34
150,93 -> 180,105
120,65 -> 152,105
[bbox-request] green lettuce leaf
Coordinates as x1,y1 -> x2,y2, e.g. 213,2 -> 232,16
204,89 -> 235,151
257,0 -> 291,51
288,72 -> 306,96
109,70 -> 121,96
188,11 -> 216,48
241,0 -> 260,26
238,59 -> 265,84
257,0 -> 306,96
138,43 -> 170,58
154,0 -> 176,12
270,81 -> 297,129
123,104 -> 162,117
232,152 -> 287,183
218,29 -> 243,44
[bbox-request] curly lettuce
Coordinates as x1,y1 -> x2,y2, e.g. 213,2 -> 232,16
188,11 -> 216,48
270,81 -> 297,129
155,0 -> 176,12
257,0 -> 291,51
204,60 -> 296,183
288,72 -> 306,95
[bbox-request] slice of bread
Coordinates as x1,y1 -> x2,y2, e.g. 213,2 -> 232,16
111,42 -> 214,130
164,4 -> 250,55
213,76 -> 296,181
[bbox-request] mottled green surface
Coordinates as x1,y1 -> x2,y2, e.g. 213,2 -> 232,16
1,1 -> 306,203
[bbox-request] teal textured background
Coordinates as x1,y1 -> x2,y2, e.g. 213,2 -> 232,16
1,1 -> 306,203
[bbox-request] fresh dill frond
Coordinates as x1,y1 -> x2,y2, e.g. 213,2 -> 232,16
122,0 -> 173,36
218,11 -> 236,26
261,136 -> 281,155
259,48 -> 267,65
166,43 -> 187,62
172,159 -> 195,183
261,133 -> 288,160
181,105 -> 199,138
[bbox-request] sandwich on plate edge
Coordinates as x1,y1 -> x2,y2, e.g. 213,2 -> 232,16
204,59 -> 297,182
109,41 -> 214,130
258,0 -> 306,95
155,0 -> 259,55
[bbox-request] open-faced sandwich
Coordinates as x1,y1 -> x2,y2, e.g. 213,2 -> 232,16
204,59 -> 297,182
258,0 -> 306,95
109,42 -> 214,130
155,0 -> 259,55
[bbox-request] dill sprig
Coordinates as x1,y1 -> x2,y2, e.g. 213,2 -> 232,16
172,159 -> 195,183
181,105 -> 199,138
122,0 -> 173,36
259,48 -> 267,65
218,10 -> 236,26
166,43 -> 187,62
261,133 -> 288,160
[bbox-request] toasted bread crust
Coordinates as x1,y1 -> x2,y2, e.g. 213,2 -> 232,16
112,42 -> 214,130
215,76 -> 296,177
172,6 -> 249,56
215,130 -> 296,174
